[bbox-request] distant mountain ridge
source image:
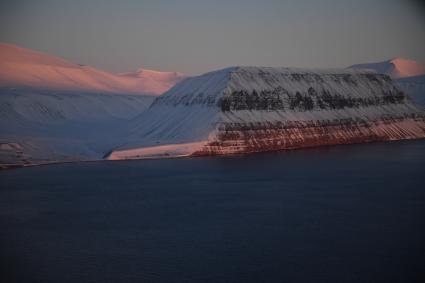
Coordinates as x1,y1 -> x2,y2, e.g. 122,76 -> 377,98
0,43 -> 185,95
119,68 -> 186,93
349,58 -> 425,79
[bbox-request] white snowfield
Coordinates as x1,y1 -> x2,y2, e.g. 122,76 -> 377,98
0,89 -> 155,167
0,43 -> 185,95
108,66 -> 425,160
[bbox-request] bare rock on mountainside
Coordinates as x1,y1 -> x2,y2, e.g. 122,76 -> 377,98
108,67 -> 425,160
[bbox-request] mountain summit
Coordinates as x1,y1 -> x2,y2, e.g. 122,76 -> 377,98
349,58 -> 425,79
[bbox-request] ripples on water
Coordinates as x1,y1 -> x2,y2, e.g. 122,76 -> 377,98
1,140 -> 425,282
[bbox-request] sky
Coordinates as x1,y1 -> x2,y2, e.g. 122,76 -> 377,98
0,0 -> 424,75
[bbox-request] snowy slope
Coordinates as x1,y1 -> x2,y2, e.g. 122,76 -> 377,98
0,89 -> 155,167
0,43 -> 184,167
0,43 -> 184,95
349,58 -> 425,107
349,58 -> 425,79
108,66 -> 425,160
394,75 -> 425,107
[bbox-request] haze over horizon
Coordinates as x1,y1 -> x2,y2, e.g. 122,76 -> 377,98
1,0 -> 425,75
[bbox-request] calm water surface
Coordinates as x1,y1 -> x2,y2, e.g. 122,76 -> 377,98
1,140 -> 425,282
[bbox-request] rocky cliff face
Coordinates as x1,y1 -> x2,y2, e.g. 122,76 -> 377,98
108,67 -> 425,160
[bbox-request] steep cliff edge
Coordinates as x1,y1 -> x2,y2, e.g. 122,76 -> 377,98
107,67 -> 425,160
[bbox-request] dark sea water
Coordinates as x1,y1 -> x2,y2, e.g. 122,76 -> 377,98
1,140 -> 425,283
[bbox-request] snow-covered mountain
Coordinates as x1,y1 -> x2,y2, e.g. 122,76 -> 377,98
0,43 -> 185,167
0,43 -> 184,95
107,66 -> 425,160
349,58 -> 425,107
349,58 -> 425,79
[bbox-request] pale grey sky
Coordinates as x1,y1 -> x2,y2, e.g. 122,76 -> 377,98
1,0 -> 424,75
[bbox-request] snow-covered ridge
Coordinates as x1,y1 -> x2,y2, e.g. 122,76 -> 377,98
154,66 -> 400,108
0,43 -> 184,95
108,66 -> 425,160
349,57 -> 425,79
